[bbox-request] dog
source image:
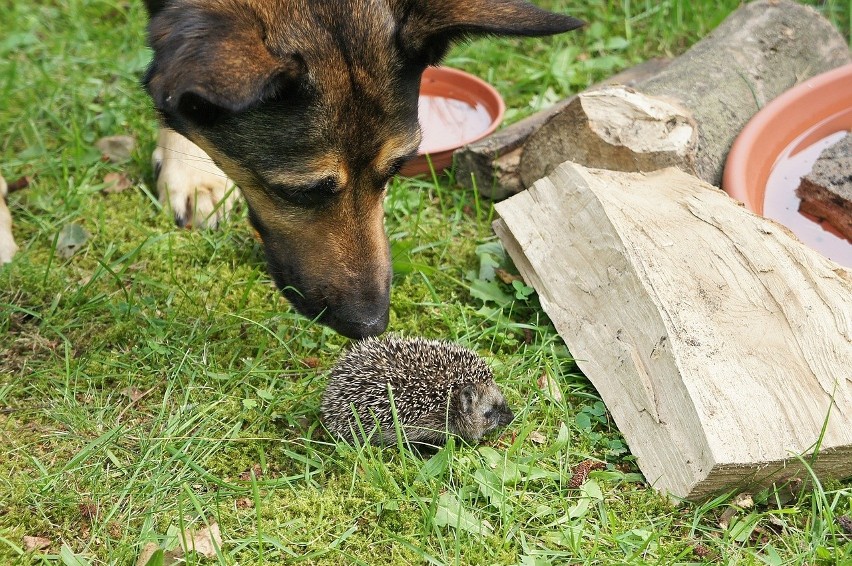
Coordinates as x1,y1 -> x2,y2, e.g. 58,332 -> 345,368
0,174 -> 18,265
143,0 -> 582,338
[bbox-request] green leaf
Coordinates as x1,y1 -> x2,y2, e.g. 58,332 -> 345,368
468,279 -> 513,306
581,478 -> 604,501
474,242 -> 507,264
142,549 -> 165,566
59,545 -> 93,566
512,279 -> 535,300
478,252 -> 501,282
242,398 -> 258,410
474,467 -> 509,512
418,450 -> 449,481
728,513 -> 759,543
575,411 -> 592,431
434,492 -> 492,535
56,223 -> 90,259
568,496 -> 591,519
256,389 -> 274,401
604,36 -> 630,50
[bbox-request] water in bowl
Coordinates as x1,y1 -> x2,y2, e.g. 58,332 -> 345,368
418,94 -> 493,154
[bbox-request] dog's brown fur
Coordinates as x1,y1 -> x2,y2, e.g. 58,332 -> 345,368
143,0 -> 582,338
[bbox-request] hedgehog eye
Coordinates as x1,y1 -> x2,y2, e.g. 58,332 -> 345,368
484,409 -> 494,420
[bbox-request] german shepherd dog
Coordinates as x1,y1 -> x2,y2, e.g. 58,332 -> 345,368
143,0 -> 582,338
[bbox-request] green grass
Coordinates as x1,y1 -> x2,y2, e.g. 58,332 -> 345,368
1,0 -> 851,564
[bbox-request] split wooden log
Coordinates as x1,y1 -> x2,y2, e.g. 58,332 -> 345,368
493,162 -> 852,501
453,58 -> 671,200
520,0 -> 852,189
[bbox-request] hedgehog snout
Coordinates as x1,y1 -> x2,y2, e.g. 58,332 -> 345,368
496,404 -> 514,427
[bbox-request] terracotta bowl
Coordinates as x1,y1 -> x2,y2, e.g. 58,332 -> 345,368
399,66 -> 505,177
722,63 -> 852,266
723,64 -> 852,213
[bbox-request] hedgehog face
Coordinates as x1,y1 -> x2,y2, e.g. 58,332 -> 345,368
451,381 -> 514,442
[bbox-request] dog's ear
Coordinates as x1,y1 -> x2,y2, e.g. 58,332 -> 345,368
143,4 -> 304,124
396,0 -> 584,64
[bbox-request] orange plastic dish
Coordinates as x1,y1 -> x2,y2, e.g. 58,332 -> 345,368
723,64 -> 852,215
400,66 -> 505,177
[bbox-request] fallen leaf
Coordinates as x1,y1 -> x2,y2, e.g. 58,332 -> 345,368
495,268 -> 523,285
120,387 -> 145,402
528,431 -> 547,445
235,497 -> 254,509
22,536 -> 50,551
135,543 -> 161,566
56,223 -> 90,259
718,506 -> 738,530
103,172 -> 132,194
692,543 -> 711,558
302,357 -> 320,369
183,523 -> 222,559
79,500 -> 97,523
733,492 -> 754,509
537,372 -> 563,403
95,135 -> 137,163
239,464 -> 263,482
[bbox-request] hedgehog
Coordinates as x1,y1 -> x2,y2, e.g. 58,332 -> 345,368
321,336 -> 514,448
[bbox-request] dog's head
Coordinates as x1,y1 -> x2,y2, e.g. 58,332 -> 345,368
143,0 -> 582,338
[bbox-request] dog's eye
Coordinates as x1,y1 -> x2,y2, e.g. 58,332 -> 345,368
271,177 -> 339,207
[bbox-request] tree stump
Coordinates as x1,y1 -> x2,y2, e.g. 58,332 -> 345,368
520,0 -> 852,189
494,162 -> 852,501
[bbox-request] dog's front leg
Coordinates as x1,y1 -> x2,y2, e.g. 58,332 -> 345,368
0,175 -> 18,264
152,128 -> 241,229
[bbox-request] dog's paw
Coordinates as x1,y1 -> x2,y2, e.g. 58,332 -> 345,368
0,175 -> 17,264
153,128 -> 240,229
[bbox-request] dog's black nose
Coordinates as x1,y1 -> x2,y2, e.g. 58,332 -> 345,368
329,305 -> 390,339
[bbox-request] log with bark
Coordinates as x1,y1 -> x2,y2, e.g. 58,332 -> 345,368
493,162 -> 852,501
453,58 -> 671,200
518,0 -> 852,190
